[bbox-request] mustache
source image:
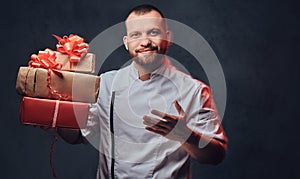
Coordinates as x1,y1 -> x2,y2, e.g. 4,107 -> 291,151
135,45 -> 158,53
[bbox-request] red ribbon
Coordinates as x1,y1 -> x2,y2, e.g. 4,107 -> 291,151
50,132 -> 58,178
53,34 -> 89,63
29,49 -> 62,70
28,49 -> 69,100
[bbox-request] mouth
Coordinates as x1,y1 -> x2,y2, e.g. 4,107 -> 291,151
140,49 -> 154,54
136,48 -> 158,54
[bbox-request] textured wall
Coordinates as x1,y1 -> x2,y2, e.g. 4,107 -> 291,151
1,0 -> 298,178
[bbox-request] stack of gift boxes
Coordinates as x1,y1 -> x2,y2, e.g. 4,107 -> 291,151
16,34 -> 100,129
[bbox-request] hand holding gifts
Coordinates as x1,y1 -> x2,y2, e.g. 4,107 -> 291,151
16,34 -> 99,129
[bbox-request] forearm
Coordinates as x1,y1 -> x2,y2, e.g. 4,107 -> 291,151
57,128 -> 83,144
181,131 -> 227,165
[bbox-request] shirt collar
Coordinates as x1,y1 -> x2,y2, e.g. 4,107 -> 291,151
129,57 -> 171,80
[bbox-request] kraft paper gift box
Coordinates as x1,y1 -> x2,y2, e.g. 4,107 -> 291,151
20,96 -> 90,129
16,67 -> 100,103
55,52 -> 96,73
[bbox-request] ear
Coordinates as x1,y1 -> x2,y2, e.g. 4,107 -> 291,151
166,31 -> 172,47
123,36 -> 128,50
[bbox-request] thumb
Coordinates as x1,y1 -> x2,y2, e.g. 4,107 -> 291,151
174,100 -> 184,116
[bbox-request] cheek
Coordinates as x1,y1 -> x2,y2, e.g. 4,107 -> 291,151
162,40 -> 169,48
151,38 -> 165,48
127,41 -> 139,50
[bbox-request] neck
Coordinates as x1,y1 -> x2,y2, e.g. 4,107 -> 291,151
133,58 -> 165,81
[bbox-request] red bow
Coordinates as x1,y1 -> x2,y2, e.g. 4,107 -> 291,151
29,49 -> 62,70
53,34 -> 89,63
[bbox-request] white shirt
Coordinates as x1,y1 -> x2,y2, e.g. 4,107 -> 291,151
82,59 -> 227,179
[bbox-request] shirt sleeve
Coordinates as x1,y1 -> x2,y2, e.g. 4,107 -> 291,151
80,71 -> 116,145
81,102 -> 101,142
185,84 -> 227,146
80,73 -> 105,144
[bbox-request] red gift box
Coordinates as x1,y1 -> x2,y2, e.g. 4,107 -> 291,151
20,96 -> 90,129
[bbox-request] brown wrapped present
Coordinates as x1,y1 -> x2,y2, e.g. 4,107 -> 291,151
16,67 -> 100,103
56,52 -> 96,73
20,96 -> 89,129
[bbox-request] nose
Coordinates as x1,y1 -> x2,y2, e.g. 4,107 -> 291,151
140,37 -> 151,47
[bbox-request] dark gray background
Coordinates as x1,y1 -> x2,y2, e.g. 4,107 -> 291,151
1,0 -> 299,178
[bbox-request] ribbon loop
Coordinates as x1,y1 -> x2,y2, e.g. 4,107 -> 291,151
28,49 -> 62,70
53,34 -> 89,63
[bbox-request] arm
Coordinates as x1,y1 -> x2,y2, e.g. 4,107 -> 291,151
180,127 -> 227,165
39,126 -> 84,144
56,100 -> 102,144
143,87 -> 227,165
56,128 -> 84,144
143,108 -> 226,165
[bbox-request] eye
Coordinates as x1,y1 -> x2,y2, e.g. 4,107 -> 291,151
130,32 -> 140,38
149,29 -> 161,36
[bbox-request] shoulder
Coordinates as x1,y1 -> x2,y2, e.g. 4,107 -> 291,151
100,70 -> 118,81
98,70 -> 115,91
166,66 -> 209,93
99,65 -> 132,89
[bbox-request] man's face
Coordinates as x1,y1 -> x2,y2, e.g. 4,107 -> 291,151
123,10 -> 171,67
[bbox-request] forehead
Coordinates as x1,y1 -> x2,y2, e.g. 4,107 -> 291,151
125,11 -> 165,32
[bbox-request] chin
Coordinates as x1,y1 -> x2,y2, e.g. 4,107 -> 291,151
134,54 -> 162,66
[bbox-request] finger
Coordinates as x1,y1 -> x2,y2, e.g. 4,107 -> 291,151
151,109 -> 177,120
174,100 -> 184,116
143,116 -> 172,130
143,116 -> 159,126
143,115 -> 167,123
145,125 -> 167,136
150,109 -> 166,118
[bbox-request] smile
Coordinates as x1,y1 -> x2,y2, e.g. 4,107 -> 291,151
136,48 -> 157,54
140,50 -> 154,54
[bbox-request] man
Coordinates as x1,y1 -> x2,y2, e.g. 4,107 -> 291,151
58,4 -> 227,178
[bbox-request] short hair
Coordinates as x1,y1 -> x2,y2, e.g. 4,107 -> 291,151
125,4 -> 164,20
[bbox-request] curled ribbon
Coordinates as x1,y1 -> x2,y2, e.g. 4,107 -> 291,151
53,34 -> 89,63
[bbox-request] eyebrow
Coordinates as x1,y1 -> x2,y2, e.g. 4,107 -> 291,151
128,27 -> 162,34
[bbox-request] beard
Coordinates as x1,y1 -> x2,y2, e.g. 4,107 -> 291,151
132,52 -> 162,66
129,45 -> 167,68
